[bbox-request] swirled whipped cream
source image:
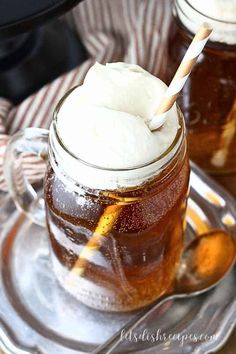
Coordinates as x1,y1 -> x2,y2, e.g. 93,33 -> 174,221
176,0 -> 236,45
54,63 -> 180,190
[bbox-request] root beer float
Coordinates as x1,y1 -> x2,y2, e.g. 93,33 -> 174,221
44,62 -> 190,311
167,0 -> 236,174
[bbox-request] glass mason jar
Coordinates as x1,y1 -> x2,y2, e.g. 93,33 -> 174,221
4,89 -> 189,312
167,0 -> 236,174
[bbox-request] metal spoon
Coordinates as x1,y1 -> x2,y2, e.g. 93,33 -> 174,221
92,229 -> 236,354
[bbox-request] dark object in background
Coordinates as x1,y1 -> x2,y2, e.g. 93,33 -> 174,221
0,0 -> 86,104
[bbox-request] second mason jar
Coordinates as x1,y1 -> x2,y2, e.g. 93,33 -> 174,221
167,0 -> 236,175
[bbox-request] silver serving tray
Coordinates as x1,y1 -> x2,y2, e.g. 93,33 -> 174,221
0,163 -> 235,354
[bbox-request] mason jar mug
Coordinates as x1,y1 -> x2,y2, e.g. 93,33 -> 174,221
4,90 -> 190,312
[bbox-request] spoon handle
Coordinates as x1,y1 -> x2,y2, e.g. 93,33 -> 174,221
92,293 -> 175,354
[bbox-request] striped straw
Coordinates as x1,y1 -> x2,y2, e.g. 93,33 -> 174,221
69,205 -> 122,277
149,22 -> 213,131
67,194 -> 139,279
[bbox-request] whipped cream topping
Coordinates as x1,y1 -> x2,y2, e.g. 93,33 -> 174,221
53,63 -> 180,190
176,0 -> 236,45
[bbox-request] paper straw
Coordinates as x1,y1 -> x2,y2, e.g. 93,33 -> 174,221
149,22 -> 213,131
70,205 -> 122,277
68,194 -> 139,278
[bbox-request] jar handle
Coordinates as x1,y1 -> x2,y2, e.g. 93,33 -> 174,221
4,128 -> 49,227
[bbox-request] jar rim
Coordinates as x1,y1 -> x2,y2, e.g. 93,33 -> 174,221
175,0 -> 236,46
51,85 -> 184,174
177,0 -> 236,25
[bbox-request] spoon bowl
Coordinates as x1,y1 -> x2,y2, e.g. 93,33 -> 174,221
175,229 -> 236,294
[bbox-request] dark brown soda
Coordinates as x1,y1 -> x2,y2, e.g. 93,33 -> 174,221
167,19 -> 236,174
44,141 -> 189,311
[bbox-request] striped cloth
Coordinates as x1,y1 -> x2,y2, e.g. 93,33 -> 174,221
0,0 -> 172,190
